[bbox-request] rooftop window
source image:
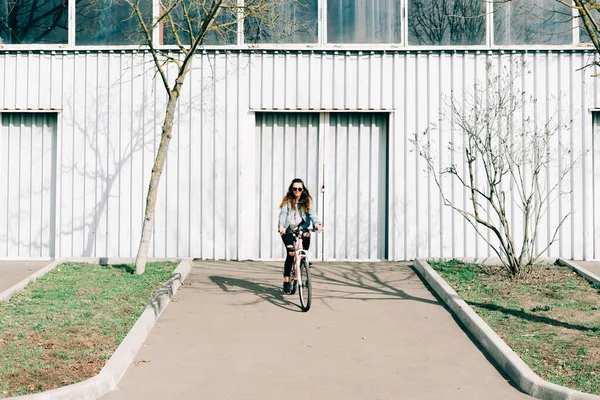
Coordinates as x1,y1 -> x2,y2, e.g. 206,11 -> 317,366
0,0 -> 589,48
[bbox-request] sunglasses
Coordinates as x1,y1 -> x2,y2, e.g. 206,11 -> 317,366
292,187 -> 303,192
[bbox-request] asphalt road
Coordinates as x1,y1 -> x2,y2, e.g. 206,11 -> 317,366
101,260 -> 531,400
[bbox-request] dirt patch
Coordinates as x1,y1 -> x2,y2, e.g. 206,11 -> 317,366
431,260 -> 600,395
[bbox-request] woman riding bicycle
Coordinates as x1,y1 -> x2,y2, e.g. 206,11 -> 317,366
278,178 -> 323,294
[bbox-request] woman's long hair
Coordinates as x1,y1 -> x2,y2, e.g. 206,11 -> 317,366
280,178 -> 312,212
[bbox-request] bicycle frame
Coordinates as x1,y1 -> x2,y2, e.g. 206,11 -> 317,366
293,236 -> 308,281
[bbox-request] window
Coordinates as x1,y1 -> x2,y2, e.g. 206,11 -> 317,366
76,0 -> 151,45
327,0 -> 401,43
162,1 -> 237,46
408,0 -> 485,46
0,0 -> 68,44
578,8 -> 599,44
244,0 -> 318,44
494,0 -> 573,45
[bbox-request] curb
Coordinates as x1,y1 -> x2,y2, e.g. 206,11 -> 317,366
1,258 -> 193,400
413,258 -> 600,400
556,258 -> 600,287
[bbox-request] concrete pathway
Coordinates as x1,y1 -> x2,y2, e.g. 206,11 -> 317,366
0,260 -> 48,293
573,260 -> 600,278
101,261 -> 532,400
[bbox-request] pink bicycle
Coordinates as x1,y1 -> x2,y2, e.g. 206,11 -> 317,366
287,228 -> 317,312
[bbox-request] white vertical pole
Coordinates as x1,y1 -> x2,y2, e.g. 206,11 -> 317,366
238,0 -> 244,46
318,112 -> 328,261
68,0 -> 76,46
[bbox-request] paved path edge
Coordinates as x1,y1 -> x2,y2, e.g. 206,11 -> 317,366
413,258 -> 600,400
1,258 -> 192,400
556,258 -> 600,287
0,260 -> 63,302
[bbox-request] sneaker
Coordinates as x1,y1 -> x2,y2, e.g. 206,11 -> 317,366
283,281 -> 291,294
309,262 -> 313,268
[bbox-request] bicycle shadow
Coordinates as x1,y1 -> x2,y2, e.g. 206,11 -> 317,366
208,275 -> 304,313
202,261 -> 441,311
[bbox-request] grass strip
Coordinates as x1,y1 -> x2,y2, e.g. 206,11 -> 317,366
0,261 -> 177,397
429,259 -> 600,395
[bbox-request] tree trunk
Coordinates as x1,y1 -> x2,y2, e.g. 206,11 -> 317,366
135,80 -> 183,274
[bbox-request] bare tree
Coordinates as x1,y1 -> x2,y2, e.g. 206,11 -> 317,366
126,0 -> 301,274
412,61 -> 581,277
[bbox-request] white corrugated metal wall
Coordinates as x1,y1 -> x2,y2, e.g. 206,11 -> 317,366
0,49 -> 598,260
0,113 -> 57,257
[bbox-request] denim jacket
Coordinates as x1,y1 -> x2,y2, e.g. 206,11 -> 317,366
278,202 -> 321,232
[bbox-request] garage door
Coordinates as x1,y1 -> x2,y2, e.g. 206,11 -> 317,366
0,113 -> 57,258
256,112 -> 388,261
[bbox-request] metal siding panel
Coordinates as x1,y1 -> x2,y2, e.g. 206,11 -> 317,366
284,53 -> 297,109
346,114 -> 359,258
345,53 -> 357,109
129,53 -> 146,258
464,52 -> 480,258
248,52 -> 260,110
106,52 -> 121,257
358,115 -> 371,258
368,114 -> 379,259
226,53 -> 238,260
15,54 -> 27,107
582,57 -> 596,261
427,53 -> 441,258
356,53 -> 369,110
0,55 -> 5,109
238,61 -> 256,260
296,53 -> 309,109
19,117 -> 32,256
369,54 -> 382,109
272,53 -> 286,108
321,54 -> 333,109
308,54 -> 322,110
201,54 -> 215,259
3,54 -> 16,111
188,60 -> 202,258
82,53 -> 97,257
439,52 -> 453,258
415,53 -> 429,258
0,113 -> 55,257
72,54 -> 86,256
262,53 -> 275,110
270,114 -> 286,258
404,53 -> 418,259
39,53 -> 52,108
571,53 -> 585,260
119,53 -> 134,257
58,53 -> 74,256
27,54 -> 39,108
213,53 -> 227,260
545,53 -> 561,258
381,53 -> 394,109
1,50 -> 599,261
332,53 -> 345,109
256,113 -> 320,259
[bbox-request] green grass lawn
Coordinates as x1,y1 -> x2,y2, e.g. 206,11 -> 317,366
0,261 -> 177,397
430,259 -> 600,395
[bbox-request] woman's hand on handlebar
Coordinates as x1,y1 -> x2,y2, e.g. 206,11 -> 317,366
315,224 -> 324,233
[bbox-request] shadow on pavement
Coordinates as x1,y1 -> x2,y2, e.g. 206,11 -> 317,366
203,261 -> 440,308
209,275 -> 304,312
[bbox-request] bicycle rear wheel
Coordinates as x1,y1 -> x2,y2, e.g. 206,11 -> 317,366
298,259 -> 311,312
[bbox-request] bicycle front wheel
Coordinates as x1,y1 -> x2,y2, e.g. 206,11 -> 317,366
298,259 -> 312,312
